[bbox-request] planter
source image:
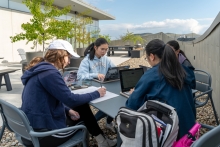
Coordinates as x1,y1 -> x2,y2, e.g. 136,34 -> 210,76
68,57 -> 84,68
131,49 -> 144,58
26,51 -> 44,63
76,48 -> 86,57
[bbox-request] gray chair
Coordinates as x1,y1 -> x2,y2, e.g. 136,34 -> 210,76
17,49 -> 27,62
0,99 -> 88,147
191,125 -> 220,147
194,69 -> 219,128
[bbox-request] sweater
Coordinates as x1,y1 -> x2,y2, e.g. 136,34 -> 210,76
126,64 -> 196,138
77,54 -> 115,80
21,62 -> 100,130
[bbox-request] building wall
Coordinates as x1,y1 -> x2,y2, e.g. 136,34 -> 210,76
0,0 -> 100,62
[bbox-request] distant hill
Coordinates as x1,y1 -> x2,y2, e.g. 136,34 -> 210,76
134,32 -> 201,38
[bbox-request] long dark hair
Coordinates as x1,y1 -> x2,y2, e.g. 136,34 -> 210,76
145,39 -> 186,90
167,40 -> 190,62
84,38 -> 108,60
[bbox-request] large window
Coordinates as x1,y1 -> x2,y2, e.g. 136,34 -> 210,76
9,0 -> 29,12
0,0 -> 8,8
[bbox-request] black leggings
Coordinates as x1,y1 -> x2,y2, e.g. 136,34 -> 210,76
22,104 -> 103,147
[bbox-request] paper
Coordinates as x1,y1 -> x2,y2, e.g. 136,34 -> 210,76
71,86 -> 119,103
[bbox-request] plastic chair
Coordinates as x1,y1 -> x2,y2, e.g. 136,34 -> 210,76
191,125 -> 220,147
194,69 -> 219,128
0,99 -> 88,147
17,49 -> 27,61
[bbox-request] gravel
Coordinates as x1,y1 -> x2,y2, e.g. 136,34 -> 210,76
0,54 -> 218,146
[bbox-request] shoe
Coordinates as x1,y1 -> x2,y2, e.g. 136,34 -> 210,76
95,134 -> 117,147
106,120 -> 116,133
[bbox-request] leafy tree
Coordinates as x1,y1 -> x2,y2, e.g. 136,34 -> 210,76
10,0 -> 75,52
120,30 -> 145,45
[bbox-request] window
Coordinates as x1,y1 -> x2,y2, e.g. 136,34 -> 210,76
9,0 -> 29,12
0,0 -> 8,8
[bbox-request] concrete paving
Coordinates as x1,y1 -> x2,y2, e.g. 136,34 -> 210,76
0,52 -> 130,126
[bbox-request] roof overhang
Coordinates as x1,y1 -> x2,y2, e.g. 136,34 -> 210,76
53,0 -> 115,20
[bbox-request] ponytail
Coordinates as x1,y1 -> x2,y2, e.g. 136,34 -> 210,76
84,42 -> 96,60
25,57 -> 44,70
145,39 -> 186,90
159,45 -> 186,90
84,38 -> 108,60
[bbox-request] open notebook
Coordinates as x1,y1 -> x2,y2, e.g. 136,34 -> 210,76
119,68 -> 144,98
93,65 -> 130,83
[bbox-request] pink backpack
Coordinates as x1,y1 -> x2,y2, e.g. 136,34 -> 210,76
172,122 -> 201,147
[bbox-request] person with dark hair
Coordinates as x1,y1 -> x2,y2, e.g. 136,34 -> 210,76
126,39 -> 196,138
167,40 -> 195,70
77,38 -> 116,133
21,39 -> 116,147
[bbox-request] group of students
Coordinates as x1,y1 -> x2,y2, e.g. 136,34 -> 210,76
21,37 -> 196,147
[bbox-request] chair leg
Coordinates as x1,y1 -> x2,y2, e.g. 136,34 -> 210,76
0,124 -> 6,140
209,97 -> 219,125
0,75 -> 2,89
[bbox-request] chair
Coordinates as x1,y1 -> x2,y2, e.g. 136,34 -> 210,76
17,49 -> 27,62
194,69 -> 219,128
0,99 -> 88,147
191,125 -> 220,147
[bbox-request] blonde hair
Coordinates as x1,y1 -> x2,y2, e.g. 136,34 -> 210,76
25,50 -> 69,71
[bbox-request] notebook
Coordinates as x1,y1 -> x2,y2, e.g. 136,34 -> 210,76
119,68 -> 144,98
93,65 -> 130,83
139,65 -> 151,72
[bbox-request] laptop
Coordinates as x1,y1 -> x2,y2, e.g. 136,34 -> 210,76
119,68 -> 144,98
139,65 -> 151,72
93,65 -> 130,83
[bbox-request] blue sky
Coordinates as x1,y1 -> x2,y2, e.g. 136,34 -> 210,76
84,0 -> 220,39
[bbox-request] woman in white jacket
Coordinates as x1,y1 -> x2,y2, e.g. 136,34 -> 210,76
77,38 -> 116,133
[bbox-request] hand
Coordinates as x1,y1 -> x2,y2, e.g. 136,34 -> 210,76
97,74 -> 105,81
129,88 -> 135,94
69,109 -> 80,121
97,87 -> 106,97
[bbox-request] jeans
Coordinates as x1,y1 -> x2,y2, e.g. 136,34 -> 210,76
95,110 -> 113,124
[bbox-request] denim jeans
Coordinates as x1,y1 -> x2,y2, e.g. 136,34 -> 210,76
95,110 -> 113,124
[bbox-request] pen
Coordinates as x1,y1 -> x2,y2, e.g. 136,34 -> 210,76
100,82 -> 102,88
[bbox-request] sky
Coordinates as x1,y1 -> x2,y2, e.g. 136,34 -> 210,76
83,0 -> 220,40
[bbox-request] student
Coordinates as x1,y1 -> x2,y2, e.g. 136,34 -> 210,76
77,38 -> 116,132
126,39 -> 196,138
167,40 -> 195,70
21,39 -> 116,147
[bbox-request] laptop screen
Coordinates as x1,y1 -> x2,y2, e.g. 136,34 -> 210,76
104,65 -> 130,81
119,68 -> 144,92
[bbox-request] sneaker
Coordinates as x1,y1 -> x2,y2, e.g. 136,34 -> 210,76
106,121 -> 116,133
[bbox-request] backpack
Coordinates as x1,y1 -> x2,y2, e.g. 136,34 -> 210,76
116,100 -> 179,147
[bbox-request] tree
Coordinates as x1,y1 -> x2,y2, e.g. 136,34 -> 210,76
120,30 -> 145,45
10,0 -> 75,52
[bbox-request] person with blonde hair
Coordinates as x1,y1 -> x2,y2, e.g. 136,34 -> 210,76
21,39 -> 116,147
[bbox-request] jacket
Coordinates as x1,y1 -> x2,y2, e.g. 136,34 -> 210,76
77,54 -> 115,80
126,64 -> 196,138
21,62 -> 100,130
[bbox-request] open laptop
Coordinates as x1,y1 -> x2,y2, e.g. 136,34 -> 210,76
93,65 -> 130,83
119,68 -> 144,98
139,65 -> 151,72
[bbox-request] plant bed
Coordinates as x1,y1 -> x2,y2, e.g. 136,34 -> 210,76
131,48 -> 144,58
68,57 -> 84,68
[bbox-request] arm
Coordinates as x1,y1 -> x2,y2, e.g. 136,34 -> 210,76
126,72 -> 155,110
39,70 -> 100,108
77,59 -> 98,80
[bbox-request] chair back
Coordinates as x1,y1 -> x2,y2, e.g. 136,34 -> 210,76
191,125 -> 220,147
17,49 -> 26,60
194,70 -> 211,92
0,99 -> 33,140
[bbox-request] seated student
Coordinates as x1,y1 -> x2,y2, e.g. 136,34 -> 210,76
126,39 -> 196,138
21,39 -> 116,147
77,38 -> 116,132
167,40 -> 195,70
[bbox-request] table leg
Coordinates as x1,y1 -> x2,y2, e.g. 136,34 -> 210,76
0,75 -> 2,89
3,74 -> 12,91
107,50 -> 111,56
116,128 -> 122,147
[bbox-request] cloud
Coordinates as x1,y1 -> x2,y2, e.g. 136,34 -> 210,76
100,18 -> 212,39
